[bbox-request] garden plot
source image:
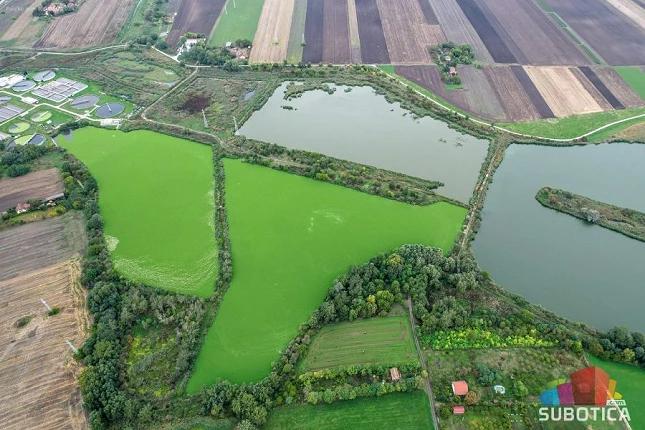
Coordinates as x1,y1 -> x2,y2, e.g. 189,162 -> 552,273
0,261 -> 87,430
31,78 -> 87,103
250,0 -> 295,63
376,0 -> 445,64
301,313 -> 417,371
0,168 -> 63,212
524,66 -> 604,117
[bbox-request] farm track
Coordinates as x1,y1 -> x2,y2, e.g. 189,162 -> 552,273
0,168 -> 64,212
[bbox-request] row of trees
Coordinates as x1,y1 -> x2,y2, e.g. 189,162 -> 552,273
0,144 -> 48,177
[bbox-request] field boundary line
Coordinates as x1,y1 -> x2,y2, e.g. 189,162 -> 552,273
376,66 -> 645,143
406,298 -> 440,430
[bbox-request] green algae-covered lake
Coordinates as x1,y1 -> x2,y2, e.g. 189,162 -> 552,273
60,127 -> 217,297
187,159 -> 467,391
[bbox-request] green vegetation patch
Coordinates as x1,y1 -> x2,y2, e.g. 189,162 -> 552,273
208,0 -> 265,47
8,122 -> 31,134
615,66 -> 645,100
301,313 -> 417,371
187,160 -> 466,390
588,355 -> 645,429
536,187 -> 645,242
31,110 -> 52,123
501,107 -> 645,140
265,391 -> 433,430
60,127 -> 217,296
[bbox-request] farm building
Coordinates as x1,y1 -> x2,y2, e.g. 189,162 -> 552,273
452,380 -> 468,396
453,405 -> 465,415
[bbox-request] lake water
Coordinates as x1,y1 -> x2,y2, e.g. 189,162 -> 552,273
473,143 -> 645,331
239,83 -> 489,203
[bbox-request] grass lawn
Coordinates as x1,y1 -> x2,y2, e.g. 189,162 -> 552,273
588,355 -> 645,429
186,160 -> 466,391
208,0 -> 265,47
266,391 -> 434,430
501,107 -> 645,140
60,127 -> 217,296
615,66 -> 645,100
301,312 -> 417,371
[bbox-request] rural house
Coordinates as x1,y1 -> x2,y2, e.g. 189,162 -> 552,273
452,380 -> 468,396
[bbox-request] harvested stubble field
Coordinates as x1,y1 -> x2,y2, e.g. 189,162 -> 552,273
35,0 -> 136,49
301,314 -> 417,371
524,66 -> 604,117
0,168 -> 63,212
376,0 -> 445,64
0,261 -> 87,430
250,0 -> 295,63
545,0 -> 645,65
167,0 -> 226,48
0,213 -> 86,282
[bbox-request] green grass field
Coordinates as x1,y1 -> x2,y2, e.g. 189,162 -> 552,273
615,66 -> 645,100
588,355 -> 645,429
208,0 -> 265,47
301,313 -> 417,371
501,107 -> 645,140
60,127 -> 217,296
186,160 -> 466,391
266,391 -> 434,430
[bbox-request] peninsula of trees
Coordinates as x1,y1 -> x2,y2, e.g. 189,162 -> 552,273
536,187 -> 645,242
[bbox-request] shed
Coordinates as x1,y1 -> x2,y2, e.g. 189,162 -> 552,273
452,380 -> 468,396
453,405 -> 465,415
16,202 -> 31,214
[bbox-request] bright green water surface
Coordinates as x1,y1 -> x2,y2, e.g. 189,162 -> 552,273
61,127 -> 217,297
187,159 -> 466,391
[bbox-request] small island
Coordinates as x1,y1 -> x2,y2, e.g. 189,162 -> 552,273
536,187 -> 645,243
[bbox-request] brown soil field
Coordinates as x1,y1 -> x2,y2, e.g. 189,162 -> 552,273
594,67 -> 645,108
545,0 -> 645,65
35,0 -> 135,48
482,66 -> 542,121
0,168 -> 64,212
0,212 -> 86,282
457,65 -> 505,121
394,64 -> 468,112
355,0 -> 389,64
606,0 -> 645,29
376,0 -> 445,64
322,0 -> 352,64
0,260 -> 88,430
0,0 -> 46,46
166,0 -> 226,48
572,67 -> 616,110
251,0 -> 295,63
477,0 -> 589,65
347,0 -> 362,63
430,0 -> 493,63
303,0 -> 323,63
524,66 -> 604,117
